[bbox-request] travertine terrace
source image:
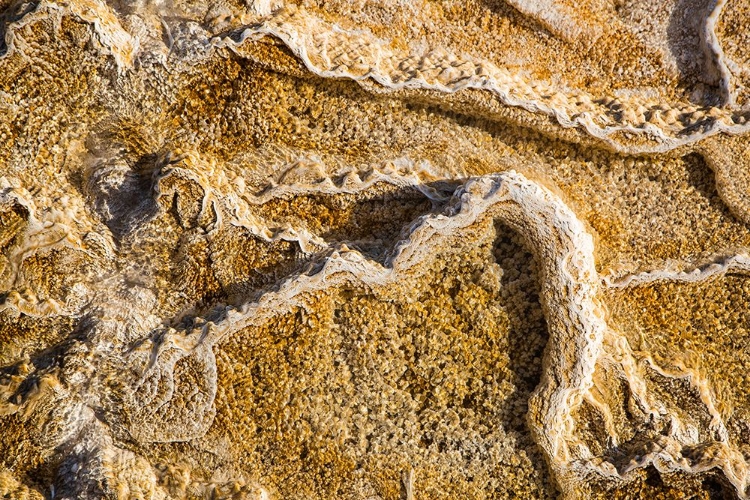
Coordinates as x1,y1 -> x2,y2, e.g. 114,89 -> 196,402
1,0 -> 750,498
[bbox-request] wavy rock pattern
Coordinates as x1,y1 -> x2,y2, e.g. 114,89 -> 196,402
2,0 -> 750,498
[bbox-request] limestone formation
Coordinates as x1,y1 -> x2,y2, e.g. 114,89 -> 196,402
1,0 -> 750,498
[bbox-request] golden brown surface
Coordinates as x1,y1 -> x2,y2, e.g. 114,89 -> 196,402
1,0 -> 750,498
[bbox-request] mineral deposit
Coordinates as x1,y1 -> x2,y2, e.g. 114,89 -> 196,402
1,0 -> 750,498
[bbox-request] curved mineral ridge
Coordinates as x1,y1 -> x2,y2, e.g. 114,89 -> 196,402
2,0 -> 750,498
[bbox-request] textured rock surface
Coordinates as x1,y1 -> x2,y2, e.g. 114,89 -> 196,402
1,0 -> 750,498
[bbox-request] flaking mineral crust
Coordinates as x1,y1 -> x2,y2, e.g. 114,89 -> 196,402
1,0 -> 750,498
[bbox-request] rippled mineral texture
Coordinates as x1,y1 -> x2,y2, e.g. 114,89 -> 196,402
2,0 -> 750,498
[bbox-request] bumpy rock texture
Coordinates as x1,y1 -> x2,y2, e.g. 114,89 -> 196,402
1,0 -> 750,498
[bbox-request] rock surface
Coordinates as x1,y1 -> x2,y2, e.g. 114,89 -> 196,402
1,0 -> 750,498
